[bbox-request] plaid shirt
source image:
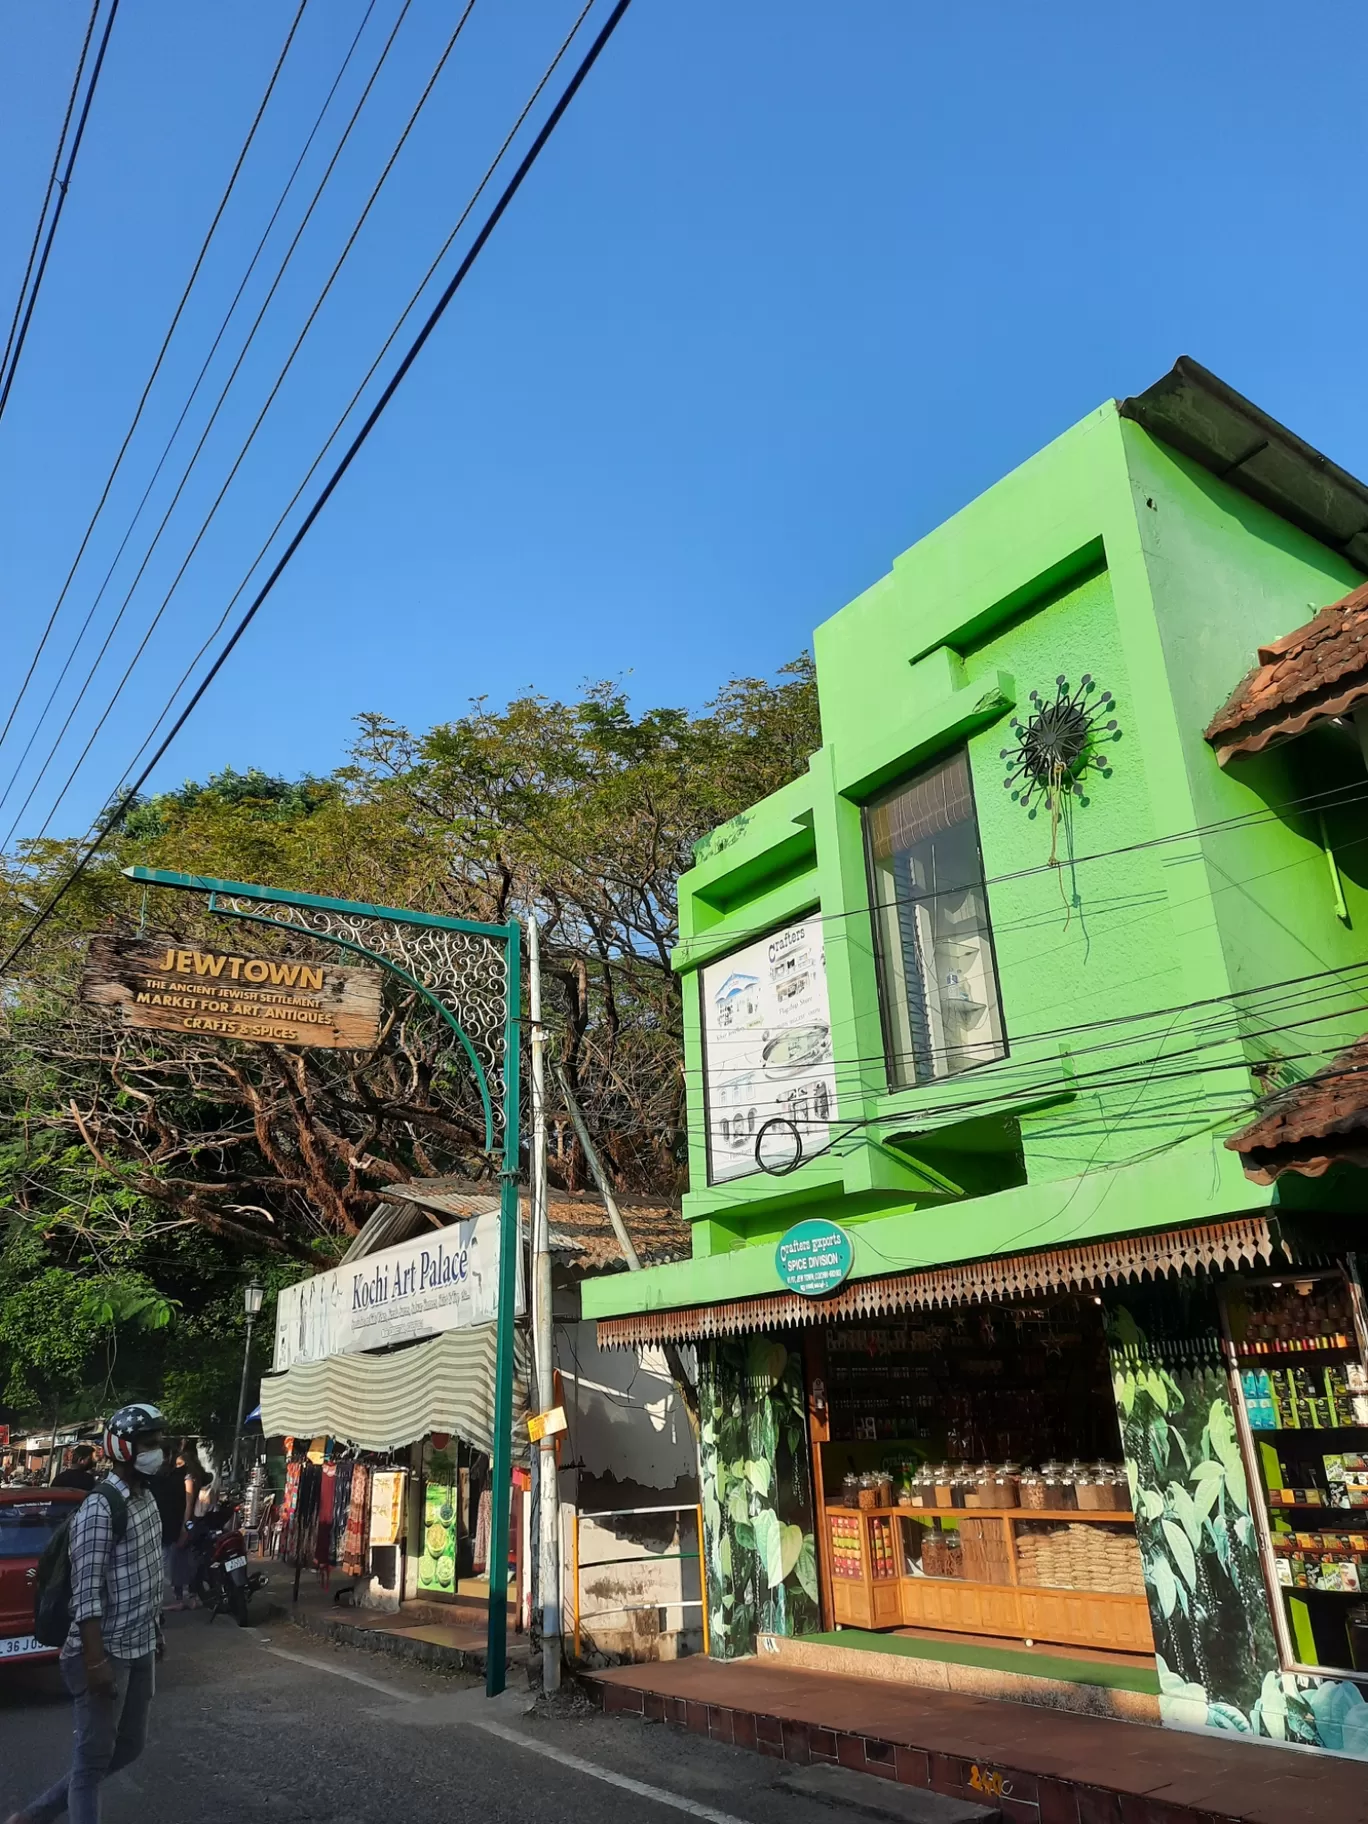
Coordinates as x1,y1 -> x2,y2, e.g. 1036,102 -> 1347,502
63,1473 -> 163,1661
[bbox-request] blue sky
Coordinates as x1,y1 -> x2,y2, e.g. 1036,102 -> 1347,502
1,0 -> 1364,846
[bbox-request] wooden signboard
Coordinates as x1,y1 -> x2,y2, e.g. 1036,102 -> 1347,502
81,935 -> 383,1051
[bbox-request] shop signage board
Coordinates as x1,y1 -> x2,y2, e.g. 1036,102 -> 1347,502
81,934 -> 383,1050
700,913 -> 837,1184
775,1218 -> 855,1296
272,1210 -> 524,1371
527,1405 -> 568,1443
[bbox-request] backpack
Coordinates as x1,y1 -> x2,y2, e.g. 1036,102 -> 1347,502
33,1481 -> 130,1648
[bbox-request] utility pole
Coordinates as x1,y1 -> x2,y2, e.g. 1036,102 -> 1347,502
232,1280 -> 265,1486
555,1064 -> 640,1270
528,916 -> 562,1692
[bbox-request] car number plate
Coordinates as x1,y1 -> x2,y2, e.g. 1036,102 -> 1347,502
0,1634 -> 48,1659
224,1555 -> 247,1572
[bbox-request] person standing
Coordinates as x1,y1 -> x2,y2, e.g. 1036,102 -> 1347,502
164,1442 -> 210,1609
6,1404 -> 167,1824
52,1445 -> 97,1492
149,1450 -> 188,1608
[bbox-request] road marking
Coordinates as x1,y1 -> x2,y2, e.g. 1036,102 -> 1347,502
256,1639 -> 750,1822
258,1641 -> 420,1702
468,1715 -> 752,1824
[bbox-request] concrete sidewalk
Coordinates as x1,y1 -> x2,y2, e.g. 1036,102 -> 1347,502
277,1567 -> 527,1676
582,1656 -> 1365,1824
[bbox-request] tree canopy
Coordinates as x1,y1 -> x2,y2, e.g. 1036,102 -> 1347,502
0,662 -> 819,1430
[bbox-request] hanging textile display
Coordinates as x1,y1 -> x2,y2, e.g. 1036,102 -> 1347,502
474,1485 -> 492,1574
369,1470 -> 406,1549
281,1459 -> 322,1566
341,1462 -> 372,1578
315,1461 -> 338,1589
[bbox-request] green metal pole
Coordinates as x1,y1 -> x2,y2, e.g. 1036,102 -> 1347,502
484,923 -> 521,1695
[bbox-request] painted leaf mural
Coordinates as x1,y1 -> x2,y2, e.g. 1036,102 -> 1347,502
1105,1284 -> 1367,1759
698,1334 -> 819,1658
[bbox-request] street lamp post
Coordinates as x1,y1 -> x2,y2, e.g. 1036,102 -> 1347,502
232,1280 -> 265,1486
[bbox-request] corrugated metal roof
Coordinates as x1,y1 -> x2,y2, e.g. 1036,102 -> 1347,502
1204,580 -> 1368,764
1121,357 -> 1368,572
371,1177 -> 689,1274
1227,1039 -> 1368,1182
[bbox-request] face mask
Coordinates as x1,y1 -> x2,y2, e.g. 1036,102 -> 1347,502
134,1447 -> 164,1477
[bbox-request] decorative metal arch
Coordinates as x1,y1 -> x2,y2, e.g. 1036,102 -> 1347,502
122,867 -> 521,1696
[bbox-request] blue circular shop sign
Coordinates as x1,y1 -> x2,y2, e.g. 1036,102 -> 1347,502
775,1218 -> 854,1298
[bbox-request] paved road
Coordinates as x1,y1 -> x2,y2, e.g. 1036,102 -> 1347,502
0,1612 -> 989,1824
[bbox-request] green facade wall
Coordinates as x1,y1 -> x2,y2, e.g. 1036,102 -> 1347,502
586,398 -> 1367,1327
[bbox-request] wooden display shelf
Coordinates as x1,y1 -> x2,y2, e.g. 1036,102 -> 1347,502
894,1505 -> 1136,1522
1250,1425 -> 1368,1436
823,1504 -> 1154,1654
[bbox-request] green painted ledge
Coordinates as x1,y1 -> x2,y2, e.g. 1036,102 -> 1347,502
800,1628 -> 1161,1694
581,1138 -> 1271,1321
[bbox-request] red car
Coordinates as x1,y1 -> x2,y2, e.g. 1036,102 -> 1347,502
0,1486 -> 83,1665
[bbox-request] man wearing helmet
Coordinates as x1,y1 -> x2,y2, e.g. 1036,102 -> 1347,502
7,1403 -> 168,1824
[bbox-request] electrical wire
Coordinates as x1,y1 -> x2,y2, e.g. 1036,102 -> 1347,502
0,0 -> 100,391
0,0 -> 423,851
0,0 -> 637,976
0,0 -> 118,428
111,0 -> 600,791
669,780 -> 1368,962
0,0 -> 311,765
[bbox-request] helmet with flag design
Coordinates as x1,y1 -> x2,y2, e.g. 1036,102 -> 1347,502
104,1402 -> 165,1465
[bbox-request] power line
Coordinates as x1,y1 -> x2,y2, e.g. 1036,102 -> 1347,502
113,0 -> 600,794
0,0 -> 100,389
0,0 -> 414,848
0,0 -> 637,976
669,780 -> 1368,961
0,0 -> 119,428
0,0 -> 310,765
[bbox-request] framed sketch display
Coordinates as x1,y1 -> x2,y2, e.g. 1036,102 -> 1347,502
700,913 -> 836,1184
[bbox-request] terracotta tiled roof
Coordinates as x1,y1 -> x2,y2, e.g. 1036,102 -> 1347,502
1204,581 -> 1368,765
543,1193 -> 690,1274
374,1176 -> 688,1274
1226,1038 -> 1368,1182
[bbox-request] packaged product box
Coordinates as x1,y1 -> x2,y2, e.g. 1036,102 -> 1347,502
1275,1558 -> 1293,1586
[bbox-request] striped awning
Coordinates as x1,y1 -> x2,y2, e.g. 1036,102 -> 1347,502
259,1321 -> 530,1456
595,1217 -> 1280,1349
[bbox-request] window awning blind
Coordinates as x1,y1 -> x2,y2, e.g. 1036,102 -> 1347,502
867,749 -> 974,859
259,1322 -> 530,1457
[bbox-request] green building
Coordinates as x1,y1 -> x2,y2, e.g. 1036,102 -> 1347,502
587,361 -> 1368,1756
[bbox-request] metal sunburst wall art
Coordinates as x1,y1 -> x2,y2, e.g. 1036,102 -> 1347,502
1001,674 -> 1120,928
1001,673 -> 1118,815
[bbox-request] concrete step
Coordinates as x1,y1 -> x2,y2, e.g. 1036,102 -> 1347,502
756,1630 -> 1160,1725
776,1763 -> 998,1823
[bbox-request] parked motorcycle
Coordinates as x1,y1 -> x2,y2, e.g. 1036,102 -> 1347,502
187,1494 -> 268,1626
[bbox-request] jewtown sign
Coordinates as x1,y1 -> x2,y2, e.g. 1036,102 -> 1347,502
81,934 -> 383,1050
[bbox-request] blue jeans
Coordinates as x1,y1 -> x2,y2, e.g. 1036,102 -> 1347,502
23,1652 -> 155,1824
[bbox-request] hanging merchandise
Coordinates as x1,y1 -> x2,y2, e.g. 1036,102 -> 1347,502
282,1459 -> 323,1566
474,1484 -> 493,1573
370,1469 -> 406,1549
315,1460 -> 338,1591
421,1479 -> 458,1593
332,1457 -> 355,1566
341,1462 -> 372,1579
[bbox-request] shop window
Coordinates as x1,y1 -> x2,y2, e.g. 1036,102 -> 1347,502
1223,1269 -> 1368,1677
865,749 -> 1006,1089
